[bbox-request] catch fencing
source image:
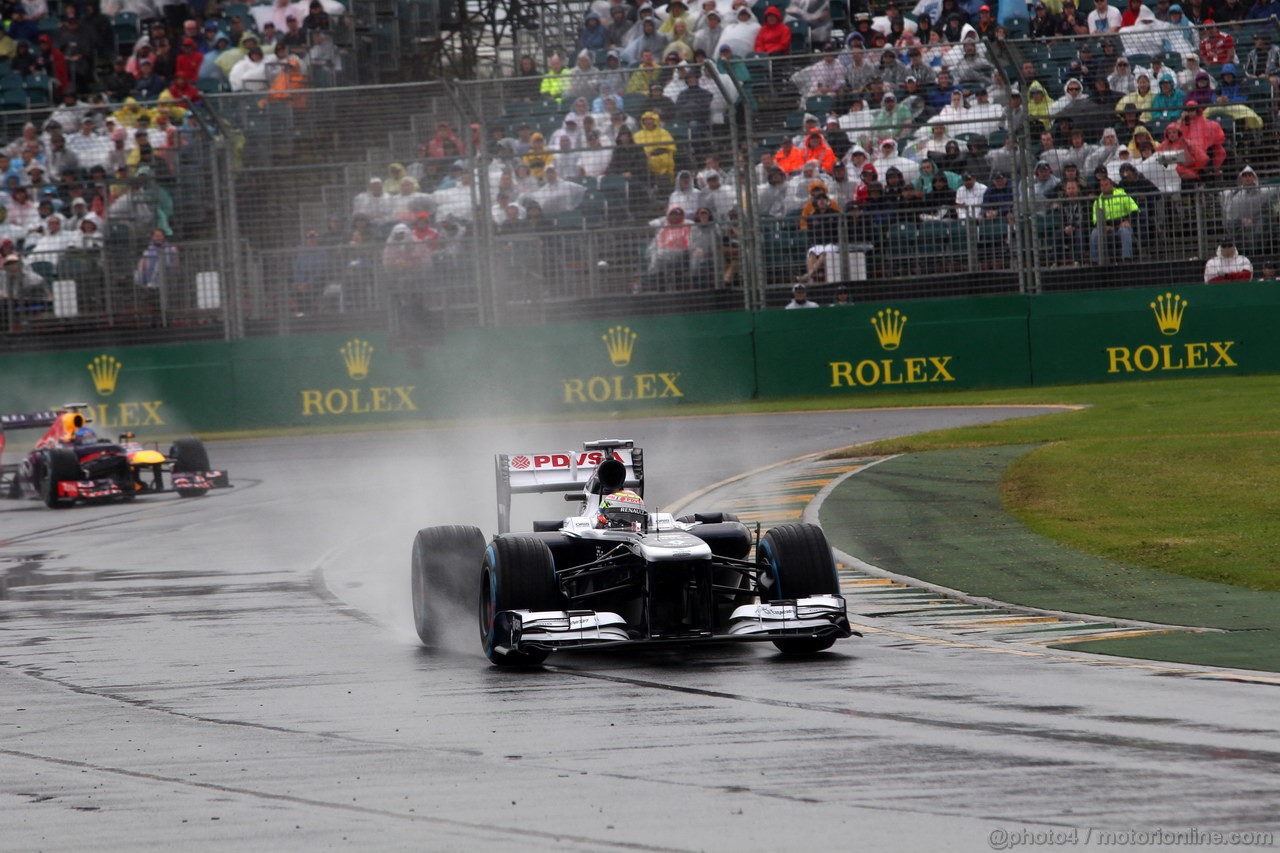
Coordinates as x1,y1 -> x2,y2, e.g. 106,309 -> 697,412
3,19 -> 1280,352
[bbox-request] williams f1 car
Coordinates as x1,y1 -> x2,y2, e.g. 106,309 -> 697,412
1,404 -> 230,507
410,439 -> 856,666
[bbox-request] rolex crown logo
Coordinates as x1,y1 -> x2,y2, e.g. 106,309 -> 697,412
340,338 -> 375,380
87,355 -> 122,397
1150,292 -> 1187,336
870,309 -> 907,351
602,325 -> 637,367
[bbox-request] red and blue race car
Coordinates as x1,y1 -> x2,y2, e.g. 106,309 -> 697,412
1,403 -> 229,508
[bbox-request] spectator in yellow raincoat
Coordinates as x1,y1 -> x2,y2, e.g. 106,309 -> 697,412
633,110 -> 676,184
523,132 -> 554,179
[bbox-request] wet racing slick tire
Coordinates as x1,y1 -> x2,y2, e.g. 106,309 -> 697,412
411,525 -> 486,646
756,523 -> 841,655
40,447 -> 82,508
479,536 -> 562,667
170,438 -> 211,497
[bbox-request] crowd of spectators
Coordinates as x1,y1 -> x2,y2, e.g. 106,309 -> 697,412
327,0 -> 1278,294
0,0 -> 353,321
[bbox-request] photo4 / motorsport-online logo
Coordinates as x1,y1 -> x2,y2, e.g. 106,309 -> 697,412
300,338 -> 418,416
828,308 -> 957,388
562,325 -> 683,404
83,354 -> 167,426
1105,292 -> 1238,375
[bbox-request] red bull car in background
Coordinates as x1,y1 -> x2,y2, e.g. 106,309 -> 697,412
411,439 -> 856,667
1,404 -> 229,508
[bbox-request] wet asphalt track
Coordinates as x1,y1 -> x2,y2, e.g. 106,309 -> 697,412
2,409 -> 1278,852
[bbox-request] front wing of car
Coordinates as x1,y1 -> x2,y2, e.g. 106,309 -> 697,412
51,469 -> 232,502
489,595 -> 854,656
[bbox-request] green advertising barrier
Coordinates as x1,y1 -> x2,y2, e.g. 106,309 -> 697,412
0,314 -> 759,433
0,341 -> 236,433
243,313 -> 758,425
230,332 -> 418,427
1028,283 -> 1280,386
752,295 -> 1033,398
8,285 -> 1280,433
459,311 -> 758,415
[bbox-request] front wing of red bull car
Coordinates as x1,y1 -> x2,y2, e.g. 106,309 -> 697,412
410,439 -> 856,666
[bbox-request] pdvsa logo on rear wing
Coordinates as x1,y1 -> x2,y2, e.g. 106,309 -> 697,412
496,440 -> 644,534
508,449 -> 629,472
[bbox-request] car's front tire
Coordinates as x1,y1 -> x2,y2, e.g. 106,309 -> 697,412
756,523 -> 841,654
39,448 -> 81,508
170,438 -> 211,498
479,536 -> 561,666
411,525 -> 486,646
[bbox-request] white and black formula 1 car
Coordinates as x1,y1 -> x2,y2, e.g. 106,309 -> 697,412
410,439 -> 856,666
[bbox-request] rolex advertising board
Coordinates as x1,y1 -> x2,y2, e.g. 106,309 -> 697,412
1028,283 -> 1280,386
227,333 -> 421,427
0,342 -> 236,431
437,312 -> 757,414
753,295 -> 1031,398
5,284 -> 1279,433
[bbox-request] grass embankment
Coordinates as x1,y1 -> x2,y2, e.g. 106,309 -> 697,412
833,375 -> 1280,593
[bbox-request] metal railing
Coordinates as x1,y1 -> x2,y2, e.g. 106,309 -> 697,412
2,19 -> 1279,350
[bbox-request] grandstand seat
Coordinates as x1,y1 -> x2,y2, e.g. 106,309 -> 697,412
621,92 -> 645,114
1245,77 -> 1271,106
113,11 -> 139,49
829,0 -> 849,29
1210,113 -> 1235,144
882,221 -> 919,267
223,3 -> 253,23
552,210 -> 585,230
1049,41 -> 1080,63
918,218 -> 964,263
37,15 -> 60,35
1005,15 -> 1028,38
804,95 -> 834,116
2,89 -> 28,110
578,189 -> 607,219
1020,42 -> 1049,63
196,77 -> 229,95
0,72 -> 24,92
783,110 -> 806,129
30,260 -> 56,282
988,128 -> 1008,149
787,19 -> 810,53
24,73 -> 52,107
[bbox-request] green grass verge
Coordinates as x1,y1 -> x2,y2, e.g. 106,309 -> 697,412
831,374 -> 1280,594
821,446 -> 1280,672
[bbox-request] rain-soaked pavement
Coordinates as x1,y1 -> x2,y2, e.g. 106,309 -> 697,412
1,410 -> 1277,852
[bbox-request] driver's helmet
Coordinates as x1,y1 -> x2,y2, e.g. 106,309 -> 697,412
596,489 -> 647,530
72,426 -> 97,444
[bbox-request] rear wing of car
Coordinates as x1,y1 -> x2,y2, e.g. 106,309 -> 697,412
1,411 -> 60,461
495,439 -> 644,534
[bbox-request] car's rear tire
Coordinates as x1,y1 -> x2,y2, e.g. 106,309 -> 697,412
40,448 -> 81,508
479,536 -> 561,666
170,438 -> 212,498
411,525 -> 486,646
756,523 -> 841,654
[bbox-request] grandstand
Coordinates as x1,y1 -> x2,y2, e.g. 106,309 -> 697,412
0,0 -> 1278,352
